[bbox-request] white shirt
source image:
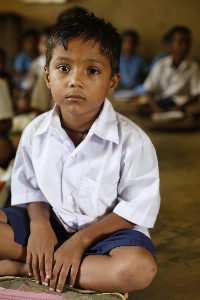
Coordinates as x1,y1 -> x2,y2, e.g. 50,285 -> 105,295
0,78 -> 13,121
143,55 -> 200,105
21,55 -> 46,90
11,99 -> 160,237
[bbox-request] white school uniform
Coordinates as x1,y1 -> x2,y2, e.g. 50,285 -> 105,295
11,99 -> 160,238
143,55 -> 200,105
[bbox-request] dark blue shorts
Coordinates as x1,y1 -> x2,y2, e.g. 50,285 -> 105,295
1,207 -> 155,259
158,97 -> 176,108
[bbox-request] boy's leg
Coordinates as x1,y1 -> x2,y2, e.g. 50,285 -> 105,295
55,245 -> 157,294
0,210 -> 28,276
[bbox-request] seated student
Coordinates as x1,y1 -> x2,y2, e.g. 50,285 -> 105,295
30,6 -> 88,115
0,14 -> 160,299
142,26 -> 200,118
21,27 -> 52,94
117,29 -> 148,95
0,79 -> 14,168
13,29 -> 39,90
14,27 -> 52,116
149,31 -> 171,71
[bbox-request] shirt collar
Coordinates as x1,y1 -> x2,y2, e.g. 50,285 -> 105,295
166,55 -> 188,71
35,99 -> 119,144
91,98 -> 119,144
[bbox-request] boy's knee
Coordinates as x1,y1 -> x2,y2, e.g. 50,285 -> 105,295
114,248 -> 157,291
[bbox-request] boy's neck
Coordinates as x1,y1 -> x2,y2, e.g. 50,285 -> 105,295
60,105 -> 102,133
172,56 -> 185,68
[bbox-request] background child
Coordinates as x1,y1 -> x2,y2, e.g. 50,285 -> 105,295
142,26 -> 200,118
117,29 -> 148,95
21,27 -> 52,94
13,29 -> 39,90
0,13 -> 160,298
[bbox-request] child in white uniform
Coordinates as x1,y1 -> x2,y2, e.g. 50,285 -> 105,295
143,26 -> 200,118
0,13 -> 160,298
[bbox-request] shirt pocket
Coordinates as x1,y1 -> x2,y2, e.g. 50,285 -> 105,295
78,176 -> 118,218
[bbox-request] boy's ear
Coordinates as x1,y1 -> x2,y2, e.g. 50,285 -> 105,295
108,73 -> 121,94
44,66 -> 51,89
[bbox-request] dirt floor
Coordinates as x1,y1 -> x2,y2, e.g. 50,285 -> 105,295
112,103 -> 200,300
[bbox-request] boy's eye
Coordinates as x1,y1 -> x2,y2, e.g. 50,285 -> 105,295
88,68 -> 99,75
58,66 -> 70,72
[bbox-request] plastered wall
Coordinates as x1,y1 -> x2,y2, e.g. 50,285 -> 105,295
0,0 -> 200,64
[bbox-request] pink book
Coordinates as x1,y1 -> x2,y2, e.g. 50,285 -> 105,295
0,287 -> 66,300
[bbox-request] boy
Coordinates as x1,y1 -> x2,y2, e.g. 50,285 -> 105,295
0,14 -> 160,298
143,26 -> 200,117
117,30 -> 147,95
13,29 -> 39,89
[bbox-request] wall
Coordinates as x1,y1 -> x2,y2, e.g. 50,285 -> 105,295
0,0 -> 200,69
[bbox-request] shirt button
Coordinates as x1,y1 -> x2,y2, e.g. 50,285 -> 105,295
72,154 -> 77,159
67,195 -> 73,202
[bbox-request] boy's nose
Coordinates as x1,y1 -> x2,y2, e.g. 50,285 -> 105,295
69,70 -> 83,88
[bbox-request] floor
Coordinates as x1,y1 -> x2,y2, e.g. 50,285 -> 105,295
112,102 -> 200,300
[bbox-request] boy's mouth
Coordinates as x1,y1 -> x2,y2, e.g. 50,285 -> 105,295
66,95 -> 85,102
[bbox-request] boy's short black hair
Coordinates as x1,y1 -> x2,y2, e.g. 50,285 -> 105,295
167,26 -> 191,42
121,30 -> 140,46
46,13 -> 122,76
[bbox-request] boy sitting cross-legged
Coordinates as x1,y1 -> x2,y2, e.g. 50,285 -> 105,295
0,13 -> 160,298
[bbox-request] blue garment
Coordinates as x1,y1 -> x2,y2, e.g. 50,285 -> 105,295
13,51 -> 34,88
119,54 -> 148,88
1,207 -> 156,259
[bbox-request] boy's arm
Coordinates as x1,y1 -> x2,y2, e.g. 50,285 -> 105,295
76,211 -> 134,247
49,212 -> 134,292
27,202 -> 58,283
146,92 -> 163,113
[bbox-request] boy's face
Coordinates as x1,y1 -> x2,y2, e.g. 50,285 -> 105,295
45,38 -> 120,120
170,32 -> 190,60
122,35 -> 137,56
23,35 -> 38,54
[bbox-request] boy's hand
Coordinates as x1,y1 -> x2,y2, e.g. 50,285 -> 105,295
49,232 -> 86,292
26,220 -> 58,283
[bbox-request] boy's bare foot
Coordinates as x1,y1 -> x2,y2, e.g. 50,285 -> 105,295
0,259 -> 28,277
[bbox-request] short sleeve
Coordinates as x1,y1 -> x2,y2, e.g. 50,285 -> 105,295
11,132 -> 48,205
113,140 -> 160,228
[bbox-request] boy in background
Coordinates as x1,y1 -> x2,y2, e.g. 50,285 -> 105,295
143,26 -> 200,118
0,13 -> 160,298
13,29 -> 39,90
117,29 -> 147,95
